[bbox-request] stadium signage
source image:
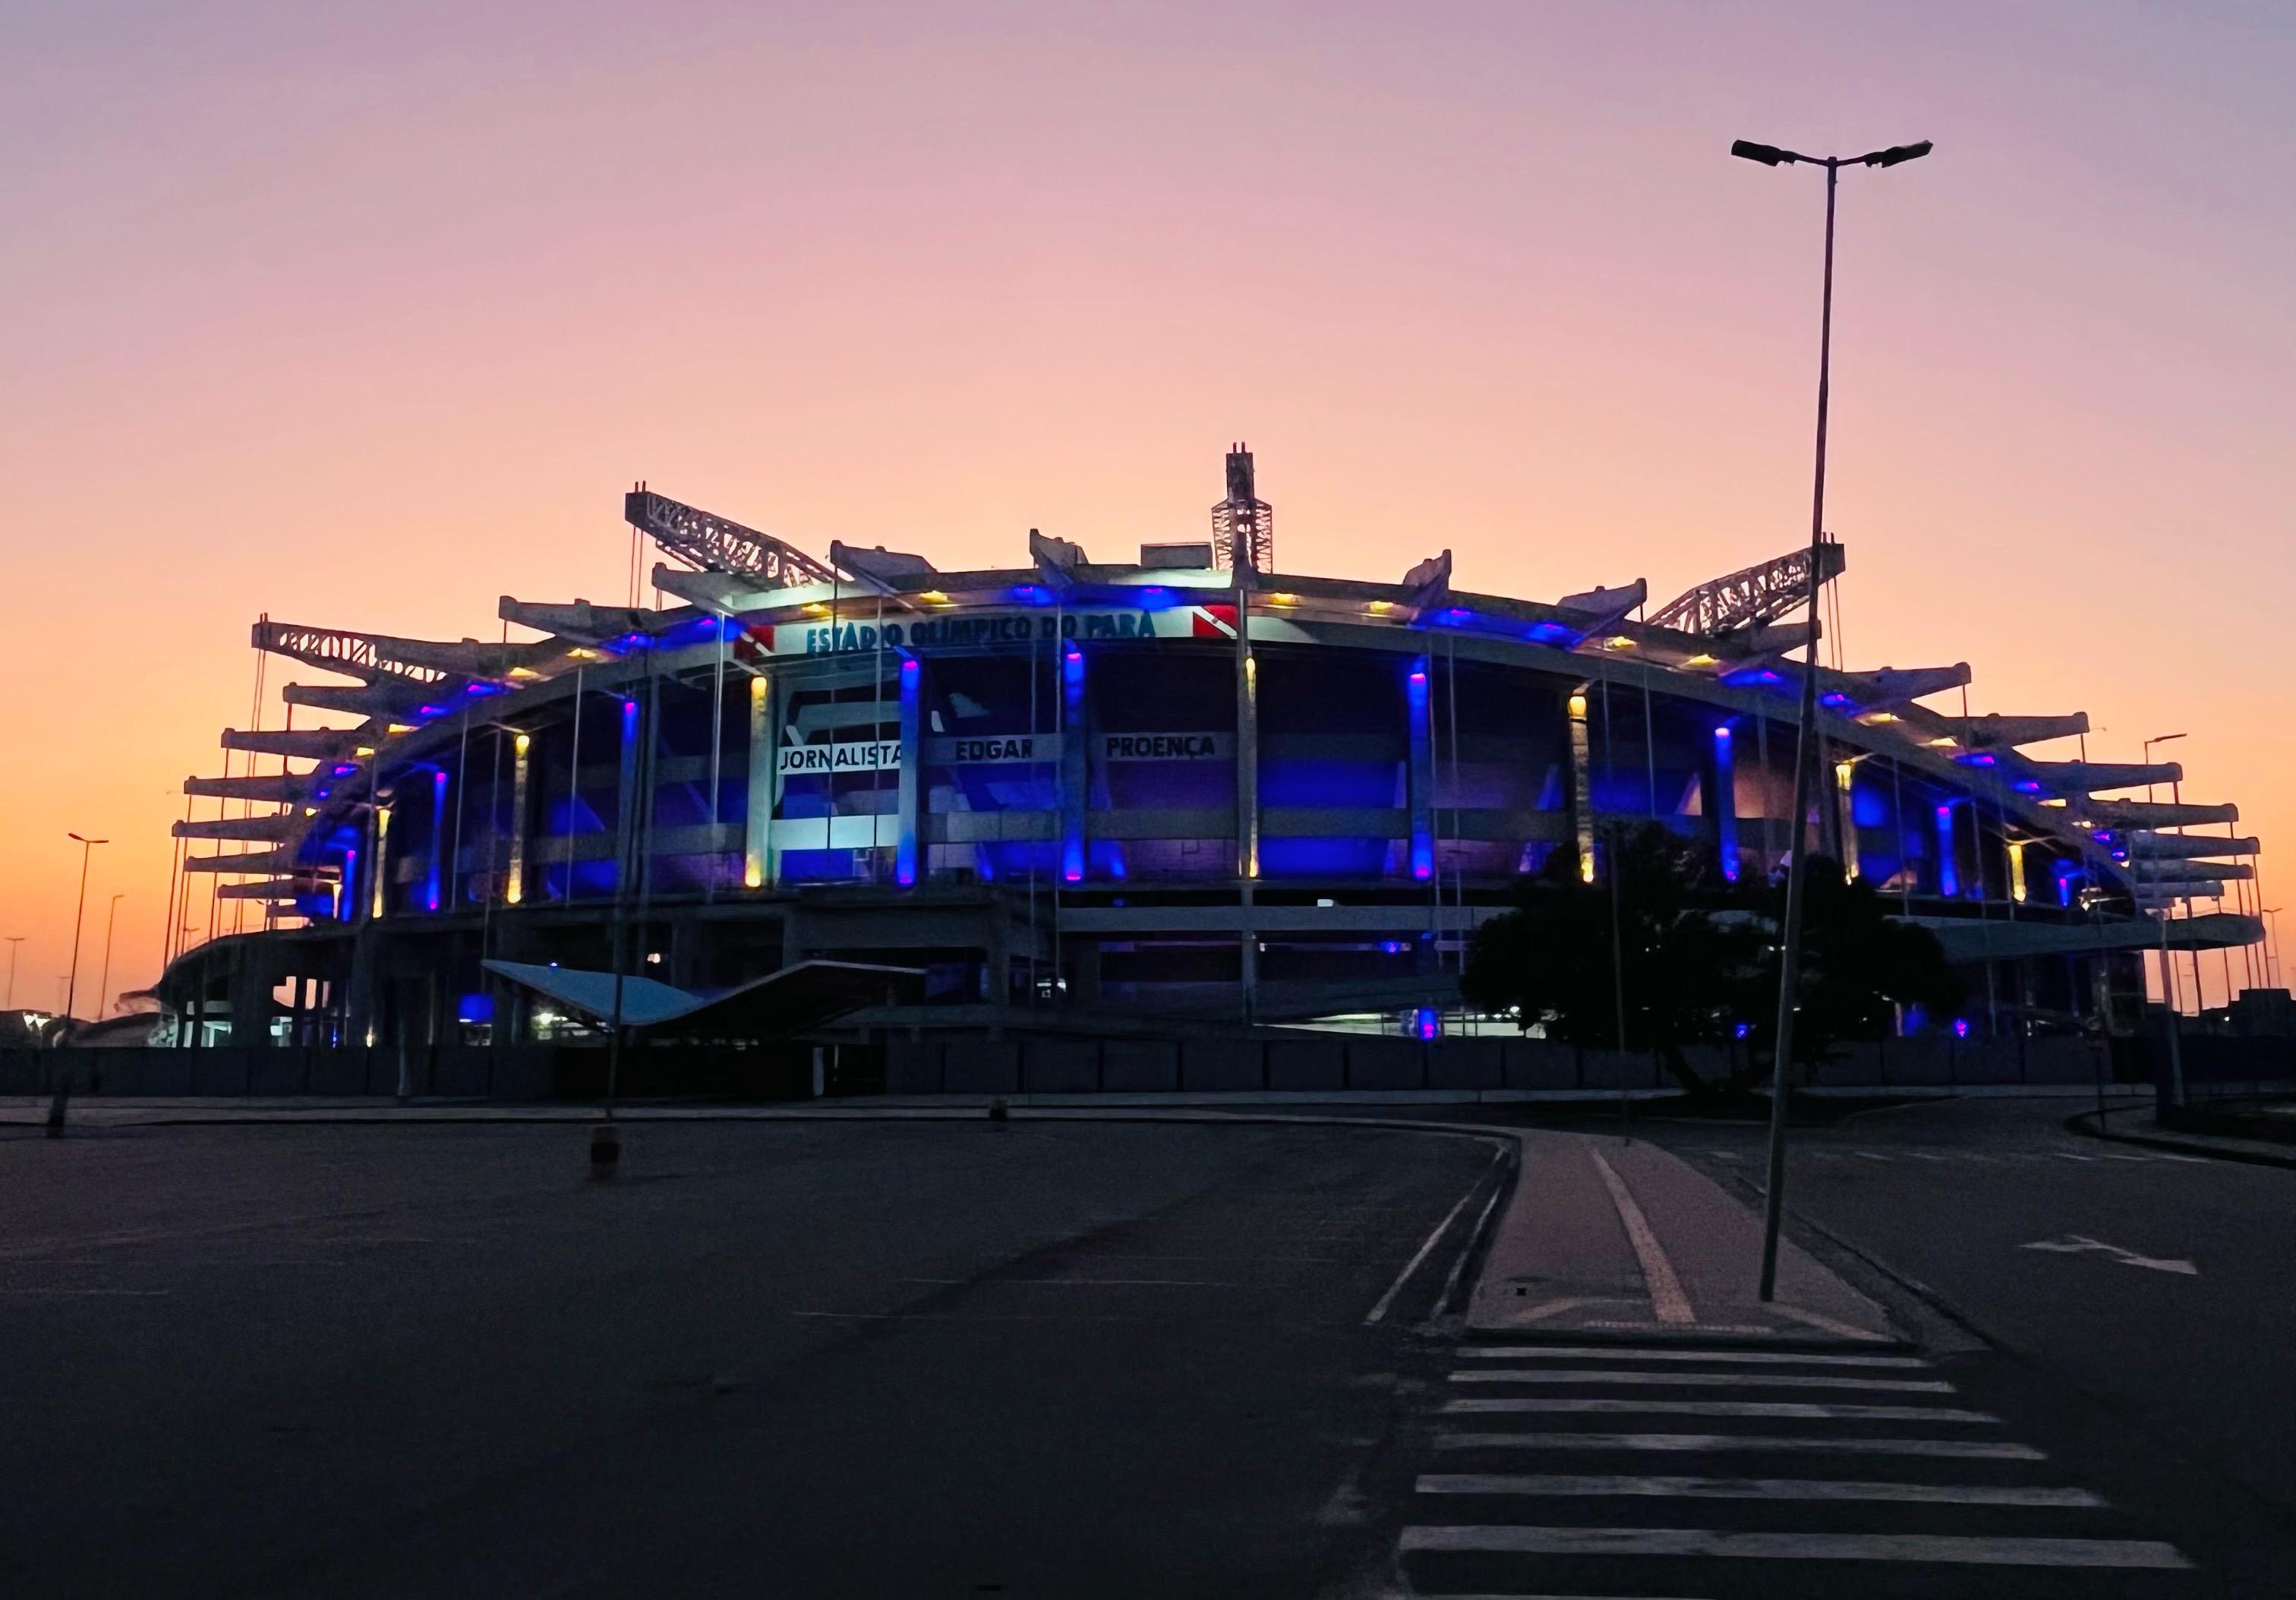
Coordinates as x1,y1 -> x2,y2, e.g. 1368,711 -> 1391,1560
924,734 -> 1058,765
774,604 -> 1240,656
1100,732 -> 1229,762
777,739 -> 902,775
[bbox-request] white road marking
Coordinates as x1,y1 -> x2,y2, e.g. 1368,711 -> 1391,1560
1907,1152 -> 1949,1163
1397,1526 -> 2190,1567
1437,1166 -> 1512,1310
1442,1398 -> 1998,1422
1456,1346 -> 1929,1368
1449,1371 -> 1954,1393
1364,1150 -> 1503,1325
1587,1148 -> 1694,1325
2020,1234 -> 2198,1275
1853,1151 -> 1893,1162
1415,1472 -> 2104,1506
2053,1151 -> 2099,1163
1431,1432 -> 2044,1460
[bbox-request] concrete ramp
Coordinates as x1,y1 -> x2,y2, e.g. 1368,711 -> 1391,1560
1470,1131 -> 1897,1345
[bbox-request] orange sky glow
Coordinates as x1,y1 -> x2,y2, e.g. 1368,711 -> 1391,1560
2,2 -> 2289,1015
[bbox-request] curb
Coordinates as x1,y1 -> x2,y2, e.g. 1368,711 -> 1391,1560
2065,1109 -> 2296,1171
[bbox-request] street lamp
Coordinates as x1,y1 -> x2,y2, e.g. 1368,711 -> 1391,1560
5,936 -> 22,1009
96,894 -> 125,1021
2138,732 -> 2189,1014
1734,134 -> 1933,1303
62,832 -> 109,1024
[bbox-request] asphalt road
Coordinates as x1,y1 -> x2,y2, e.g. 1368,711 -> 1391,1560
1638,1095 -> 2296,1594
0,1117 -> 1495,1598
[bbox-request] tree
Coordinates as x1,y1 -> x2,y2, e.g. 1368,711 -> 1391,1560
1463,826 -> 1966,1096
1734,857 -> 1965,1080
1462,822 -> 1761,1091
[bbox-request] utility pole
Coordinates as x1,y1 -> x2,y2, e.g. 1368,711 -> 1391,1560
1729,135 -> 1932,1302
96,895 -> 125,1021
63,832 -> 109,1023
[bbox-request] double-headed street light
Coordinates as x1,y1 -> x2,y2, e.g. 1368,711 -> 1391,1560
1733,135 -> 1932,1303
63,832 -> 110,1024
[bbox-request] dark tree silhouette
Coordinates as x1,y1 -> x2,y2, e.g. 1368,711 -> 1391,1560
1464,825 -> 1964,1095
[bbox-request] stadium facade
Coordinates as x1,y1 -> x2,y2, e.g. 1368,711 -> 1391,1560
155,449 -> 2263,1050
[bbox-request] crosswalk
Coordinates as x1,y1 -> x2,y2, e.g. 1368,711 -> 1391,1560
1390,1340 -> 2198,1597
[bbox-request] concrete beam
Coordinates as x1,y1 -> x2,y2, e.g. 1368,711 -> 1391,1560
182,847 -> 302,875
498,597 -> 658,644
2128,831 -> 2260,860
185,773 -> 308,803
1556,578 -> 1646,636
282,682 -> 403,718
1960,712 -> 2089,750
220,727 -> 361,761
2030,759 -> 2182,794
173,815 -> 300,842
1850,664 -> 1971,707
2133,860 -> 2253,882
2082,797 -> 2239,829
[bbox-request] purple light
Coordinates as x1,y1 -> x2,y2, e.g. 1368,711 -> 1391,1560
1414,1007 -> 1440,1040
2013,778 -> 2042,794
332,763 -> 357,777
465,681 -> 505,698
1953,1018 -> 1971,1040
1734,1021 -> 1752,1040
1820,692 -> 1853,708
418,705 -> 446,718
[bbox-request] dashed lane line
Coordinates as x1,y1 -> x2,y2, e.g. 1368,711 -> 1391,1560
1442,1399 -> 1999,1423
1431,1432 -> 2045,1460
1455,1346 -> 1931,1368
1396,1526 -> 2191,1568
1449,1371 -> 1954,1393
1415,1473 -> 2105,1507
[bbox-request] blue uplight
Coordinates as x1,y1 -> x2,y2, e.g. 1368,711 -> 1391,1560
1953,1018 -> 1971,1040
1733,1021 -> 1752,1040
465,681 -> 505,698
1414,1007 -> 1440,1040
1012,584 -> 1055,607
1407,665 -> 1433,881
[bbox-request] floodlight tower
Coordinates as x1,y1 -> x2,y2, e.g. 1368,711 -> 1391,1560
1211,443 -> 1274,575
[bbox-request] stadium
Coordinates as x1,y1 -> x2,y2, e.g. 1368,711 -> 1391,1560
150,449 -> 2264,1074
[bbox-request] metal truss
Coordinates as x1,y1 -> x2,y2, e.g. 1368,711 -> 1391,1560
251,621 -> 447,683
626,488 -> 839,589
1648,541 -> 1846,637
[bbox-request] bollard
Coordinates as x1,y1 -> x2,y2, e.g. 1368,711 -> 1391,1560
589,1120 -> 621,1179
46,1070 -> 72,1138
988,1095 -> 1008,1125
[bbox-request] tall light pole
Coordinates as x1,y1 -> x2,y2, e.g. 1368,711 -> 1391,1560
96,894 -> 125,1021
5,936 -> 23,1009
2140,733 -> 2188,1013
1732,136 -> 1933,1302
62,832 -> 109,1024
2263,907 -> 2283,990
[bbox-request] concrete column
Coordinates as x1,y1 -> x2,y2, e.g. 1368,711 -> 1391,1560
1566,684 -> 1594,883
896,656 -> 921,887
1408,658 -> 1435,882
1711,722 -> 1740,882
505,731 -> 531,905
615,693 -> 641,898
1058,642 -> 1086,884
744,671 -> 774,888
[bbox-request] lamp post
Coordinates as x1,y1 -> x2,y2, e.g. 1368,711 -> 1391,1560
96,894 -> 125,1021
5,936 -> 22,1008
1732,135 -> 1932,1302
2140,732 -> 2188,1015
62,832 -> 109,1024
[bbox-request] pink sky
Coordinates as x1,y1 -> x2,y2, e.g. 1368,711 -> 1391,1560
3,2 -> 2290,1015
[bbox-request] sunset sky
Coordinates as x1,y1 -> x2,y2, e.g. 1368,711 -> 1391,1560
2,2 -> 2289,1015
